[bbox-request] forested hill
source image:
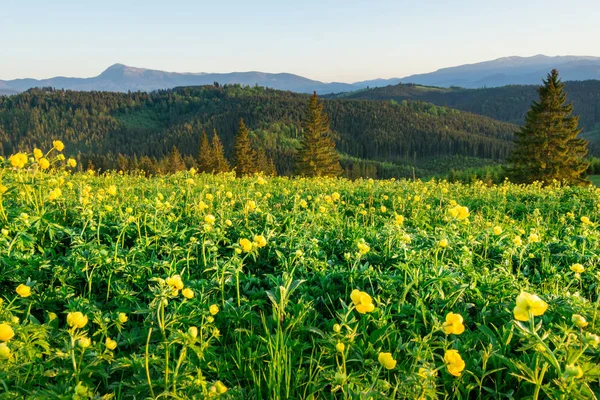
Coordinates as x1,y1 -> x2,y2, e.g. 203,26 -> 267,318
0,85 -> 517,176
327,80 -> 600,132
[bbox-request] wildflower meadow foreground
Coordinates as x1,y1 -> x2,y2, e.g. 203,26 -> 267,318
0,146 -> 599,399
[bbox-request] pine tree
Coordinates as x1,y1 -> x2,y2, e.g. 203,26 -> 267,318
255,147 -> 277,176
197,130 -> 213,173
296,92 -> 342,177
168,145 -> 186,173
211,130 -> 230,173
233,118 -> 256,176
506,70 -> 589,186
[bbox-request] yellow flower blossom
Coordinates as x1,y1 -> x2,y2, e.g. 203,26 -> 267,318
444,350 -> 465,376
67,312 -> 89,329
0,324 -> 15,342
513,292 -> 548,321
214,381 -> 227,394
16,284 -> 31,298
572,314 -> 588,328
336,342 -> 345,353
253,235 -> 267,248
449,205 -> 469,220
165,275 -> 184,290
38,158 -> 50,169
67,158 -> 77,168
493,226 -> 503,235
570,263 -> 584,273
48,188 -> 62,202
378,352 -> 397,369
33,148 -> 43,160
209,304 -> 219,315
0,343 -> 10,359
9,153 -> 28,169
78,337 -> 91,348
182,288 -> 194,299
105,337 -> 117,350
239,238 -> 253,252
118,313 -> 128,324
356,240 -> 370,255
53,140 -> 65,152
204,214 -> 216,224
350,289 -> 375,314
443,312 -> 465,335
580,216 -> 591,225
439,239 -> 448,248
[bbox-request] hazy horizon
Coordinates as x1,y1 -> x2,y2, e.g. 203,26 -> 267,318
2,0 -> 600,82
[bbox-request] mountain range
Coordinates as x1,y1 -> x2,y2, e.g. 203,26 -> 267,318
1,55 -> 600,95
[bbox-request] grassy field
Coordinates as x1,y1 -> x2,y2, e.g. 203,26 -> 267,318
0,146 -> 599,399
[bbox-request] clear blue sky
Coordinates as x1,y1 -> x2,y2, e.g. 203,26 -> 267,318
1,0 -> 598,82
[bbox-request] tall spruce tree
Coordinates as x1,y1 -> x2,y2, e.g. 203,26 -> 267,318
506,69 -> 589,185
168,145 -> 186,173
197,130 -> 213,173
233,118 -> 256,176
211,130 -> 230,173
296,92 -> 342,177
255,147 -> 277,176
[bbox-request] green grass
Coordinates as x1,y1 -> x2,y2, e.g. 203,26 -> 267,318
0,151 -> 599,398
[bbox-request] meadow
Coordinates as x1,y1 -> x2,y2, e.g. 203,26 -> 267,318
0,144 -> 599,399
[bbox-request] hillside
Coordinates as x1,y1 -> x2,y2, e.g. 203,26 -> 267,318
328,80 -> 600,139
0,85 -> 517,177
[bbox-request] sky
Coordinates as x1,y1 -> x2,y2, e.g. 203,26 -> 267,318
1,0 -> 599,83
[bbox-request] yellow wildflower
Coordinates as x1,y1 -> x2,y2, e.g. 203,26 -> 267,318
9,153 -> 28,169
444,350 -> 465,376
357,240 -> 370,255
38,158 -> 50,169
0,324 -> 15,342
67,158 -> 77,168
214,381 -> 227,394
443,312 -> 465,335
209,304 -> 219,315
204,214 -> 216,224
118,313 -> 128,324
53,140 -> 65,152
336,342 -> 345,353
253,235 -> 267,248
105,337 -> 117,350
33,148 -> 43,160
439,239 -> 449,248
513,292 -> 548,321
165,275 -> 184,290
580,216 -> 591,225
493,226 -> 503,235
570,263 -> 584,273
0,343 -> 10,359
67,312 -> 88,329
350,289 -> 375,314
107,185 -> 117,196
16,284 -> 31,298
378,352 -> 397,369
182,288 -> 194,299
48,188 -> 62,202
78,337 -> 91,348
572,314 -> 588,328
239,238 -> 253,252
448,205 -> 469,220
